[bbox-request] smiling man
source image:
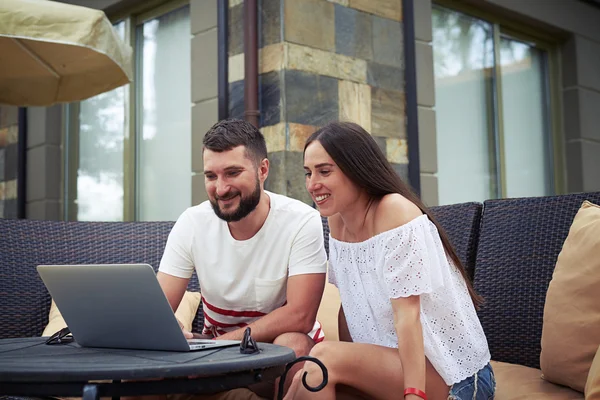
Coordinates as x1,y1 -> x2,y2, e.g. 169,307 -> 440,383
157,118 -> 327,398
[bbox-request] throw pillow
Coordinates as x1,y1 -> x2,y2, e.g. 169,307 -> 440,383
540,200 -> 600,392
587,346 -> 600,400
42,291 -> 201,336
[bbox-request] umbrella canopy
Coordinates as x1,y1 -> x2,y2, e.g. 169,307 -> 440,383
0,0 -> 133,106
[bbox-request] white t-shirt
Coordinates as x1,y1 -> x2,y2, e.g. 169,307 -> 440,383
159,191 -> 327,341
329,214 -> 490,385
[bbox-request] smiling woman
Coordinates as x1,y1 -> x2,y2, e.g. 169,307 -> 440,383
289,121 -> 493,400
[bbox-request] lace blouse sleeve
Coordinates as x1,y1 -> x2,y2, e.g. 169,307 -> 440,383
382,216 -> 446,298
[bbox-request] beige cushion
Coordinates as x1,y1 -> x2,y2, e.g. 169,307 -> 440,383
316,269 -> 341,341
42,291 -> 202,336
541,201 -> 600,392
492,361 -> 583,400
586,346 -> 600,400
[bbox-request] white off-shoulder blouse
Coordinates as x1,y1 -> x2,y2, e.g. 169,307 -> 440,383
329,214 -> 490,385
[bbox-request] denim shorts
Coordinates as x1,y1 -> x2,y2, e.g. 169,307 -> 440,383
448,363 -> 495,400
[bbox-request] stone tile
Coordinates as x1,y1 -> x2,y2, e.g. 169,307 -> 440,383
338,80 -> 372,132
566,88 -> 600,142
328,0 -> 349,5
4,198 -> 17,219
261,123 -> 286,153
418,106 -> 437,173
260,43 -> 285,74
372,15 -> 403,67
284,0 -> 335,52
27,200 -> 61,221
566,140 -> 583,192
414,0 -> 432,42
386,138 -> 408,163
391,162 -> 409,182
0,148 -> 4,181
5,143 -> 18,180
229,80 -> 245,120
192,98 -> 218,173
285,70 -> 339,126
289,123 -> 317,152
7,125 -> 18,145
260,0 -> 282,48
349,0 -> 402,21
580,88 -> 600,142
576,36 -> 600,92
285,151 -> 312,204
0,106 -> 18,128
27,105 -> 61,148
581,140 -> 600,192
416,41 -> 435,107
563,89 -> 580,141
372,135 -> 386,154
0,128 -> 6,148
228,3 -> 244,56
5,179 -> 17,199
228,72 -> 282,126
265,151 -> 287,195
562,37 -> 577,89
228,53 -> 245,83
420,173 -> 439,206
192,29 -> 218,103
191,0 -> 217,35
567,140 -> 600,193
287,43 -> 367,83
371,87 -> 405,138
260,71 -> 282,127
335,4 -> 373,60
367,61 -> 404,91
26,146 -> 61,202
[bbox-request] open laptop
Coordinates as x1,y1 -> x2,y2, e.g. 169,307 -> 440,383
37,263 -> 241,352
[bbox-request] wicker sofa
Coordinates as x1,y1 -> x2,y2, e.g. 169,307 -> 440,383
317,191 -> 600,400
1,191 -> 600,399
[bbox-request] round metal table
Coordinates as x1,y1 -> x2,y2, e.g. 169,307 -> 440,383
0,337 -> 297,400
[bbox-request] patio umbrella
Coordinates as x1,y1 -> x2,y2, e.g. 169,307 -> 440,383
0,0 -> 133,106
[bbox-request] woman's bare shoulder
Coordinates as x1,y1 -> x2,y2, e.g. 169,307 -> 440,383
373,193 -> 423,234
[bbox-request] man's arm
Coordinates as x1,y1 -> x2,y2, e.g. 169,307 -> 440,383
157,271 -> 195,339
217,272 -> 325,342
157,210 -> 196,337
157,271 -> 190,312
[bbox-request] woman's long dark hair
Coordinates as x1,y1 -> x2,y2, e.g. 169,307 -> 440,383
305,121 -> 483,307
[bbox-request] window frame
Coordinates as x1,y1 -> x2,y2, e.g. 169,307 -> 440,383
61,0 -> 190,222
432,1 -> 565,197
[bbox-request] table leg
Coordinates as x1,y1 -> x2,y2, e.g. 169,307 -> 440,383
113,379 -> 121,400
82,384 -> 99,400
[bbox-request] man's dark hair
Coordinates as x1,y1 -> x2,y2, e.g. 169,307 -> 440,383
203,119 -> 268,165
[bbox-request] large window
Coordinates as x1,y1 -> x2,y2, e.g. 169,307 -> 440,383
432,6 -> 556,205
65,3 -> 191,221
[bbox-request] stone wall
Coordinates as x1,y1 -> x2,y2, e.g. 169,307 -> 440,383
228,0 -> 406,204
0,106 -> 19,218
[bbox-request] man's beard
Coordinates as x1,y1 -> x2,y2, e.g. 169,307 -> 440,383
210,179 -> 262,222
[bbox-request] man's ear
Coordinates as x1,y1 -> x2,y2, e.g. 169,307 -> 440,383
258,158 -> 269,182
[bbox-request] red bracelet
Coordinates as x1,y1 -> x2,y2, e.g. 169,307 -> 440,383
404,387 -> 427,400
